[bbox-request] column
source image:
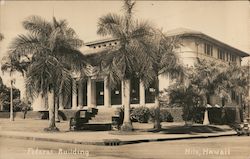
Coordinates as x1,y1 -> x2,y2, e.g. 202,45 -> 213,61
55,96 -> 60,122
59,94 -> 64,110
122,81 -> 125,106
104,77 -> 111,107
41,94 -> 45,110
139,80 -> 145,106
78,81 -> 84,109
87,78 -> 96,108
72,79 -> 77,110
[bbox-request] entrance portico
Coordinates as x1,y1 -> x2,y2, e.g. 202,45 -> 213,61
62,76 -> 156,110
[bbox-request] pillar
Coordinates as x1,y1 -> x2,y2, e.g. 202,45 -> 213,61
55,96 -> 60,122
122,81 -> 125,106
72,79 -> 77,110
41,94 -> 46,110
78,81 -> 84,109
139,80 -> 145,106
59,94 -> 64,110
87,78 -> 96,108
104,77 -> 111,107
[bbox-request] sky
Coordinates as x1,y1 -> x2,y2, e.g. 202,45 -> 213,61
0,0 -> 249,96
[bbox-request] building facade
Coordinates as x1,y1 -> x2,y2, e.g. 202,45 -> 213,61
31,28 -> 249,111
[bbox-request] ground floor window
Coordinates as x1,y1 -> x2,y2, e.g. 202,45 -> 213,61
111,83 -> 122,105
96,81 -> 104,106
130,78 -> 140,104
145,81 -> 156,103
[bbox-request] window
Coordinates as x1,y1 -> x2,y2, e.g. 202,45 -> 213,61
130,77 -> 140,104
204,43 -> 213,56
228,53 -> 237,63
231,55 -> 237,62
145,82 -> 156,103
232,91 -> 236,101
217,49 -> 225,61
225,52 -> 228,61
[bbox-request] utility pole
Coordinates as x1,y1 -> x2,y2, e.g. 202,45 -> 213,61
10,79 -> 15,121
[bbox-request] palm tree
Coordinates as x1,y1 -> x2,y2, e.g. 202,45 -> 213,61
6,15 -> 86,131
221,63 -> 249,123
137,31 -> 184,129
191,58 -> 228,104
187,58 -> 248,124
168,78 -> 204,125
97,0 -> 155,131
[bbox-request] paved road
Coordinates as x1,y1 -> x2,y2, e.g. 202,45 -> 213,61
0,136 -> 250,159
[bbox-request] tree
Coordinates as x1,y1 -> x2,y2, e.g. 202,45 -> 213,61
0,76 -> 21,112
221,63 -> 249,123
5,15 -> 86,131
168,80 -> 204,125
168,58 -> 248,125
97,0 -> 155,131
137,31 -> 184,129
190,58 -> 228,106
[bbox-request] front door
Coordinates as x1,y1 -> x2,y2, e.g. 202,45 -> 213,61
96,81 -> 104,106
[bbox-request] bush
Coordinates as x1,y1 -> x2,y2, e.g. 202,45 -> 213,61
149,108 -> 174,122
160,109 -> 174,122
192,107 -> 205,124
13,99 -> 32,112
130,106 -> 150,123
224,107 -> 243,124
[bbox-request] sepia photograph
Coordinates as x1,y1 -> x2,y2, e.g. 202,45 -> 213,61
0,0 -> 249,158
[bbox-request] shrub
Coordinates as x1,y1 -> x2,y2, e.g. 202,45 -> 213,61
160,109 -> 174,122
13,99 -> 32,112
149,108 -> 174,122
224,107 -> 243,124
130,106 -> 150,123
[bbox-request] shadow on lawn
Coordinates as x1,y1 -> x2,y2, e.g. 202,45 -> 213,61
148,125 -> 232,134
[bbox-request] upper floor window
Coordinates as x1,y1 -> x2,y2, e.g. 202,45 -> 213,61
217,49 -> 225,61
228,53 -> 237,62
231,55 -> 237,62
225,52 -> 229,61
204,43 -> 213,56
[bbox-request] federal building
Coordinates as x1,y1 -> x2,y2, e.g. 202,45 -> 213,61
31,28 -> 249,113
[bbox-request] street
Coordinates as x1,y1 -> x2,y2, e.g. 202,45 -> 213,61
0,136 -> 249,159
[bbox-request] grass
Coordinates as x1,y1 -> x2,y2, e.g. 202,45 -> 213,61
0,118 -> 233,135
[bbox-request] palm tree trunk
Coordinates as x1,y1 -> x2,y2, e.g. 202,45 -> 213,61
48,91 -> 55,128
154,76 -> 161,130
121,79 -> 133,131
46,90 -> 58,131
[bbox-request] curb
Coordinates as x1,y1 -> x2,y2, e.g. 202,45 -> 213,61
119,133 -> 237,145
0,132 -> 237,146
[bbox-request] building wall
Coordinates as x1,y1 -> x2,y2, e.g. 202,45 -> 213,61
30,34 -> 247,111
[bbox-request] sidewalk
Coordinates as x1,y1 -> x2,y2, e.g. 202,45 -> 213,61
0,119 -> 237,146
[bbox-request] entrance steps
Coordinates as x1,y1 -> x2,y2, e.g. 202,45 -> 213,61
79,107 -> 116,131
89,107 -> 117,123
69,107 -> 119,131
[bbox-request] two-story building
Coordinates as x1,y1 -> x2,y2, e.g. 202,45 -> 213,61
31,28 -> 249,111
